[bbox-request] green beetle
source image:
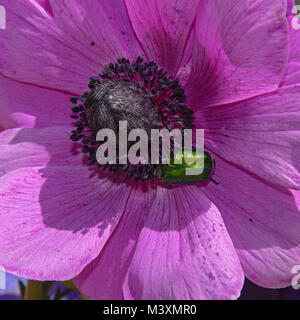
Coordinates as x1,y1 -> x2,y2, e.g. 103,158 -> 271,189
158,150 -> 217,185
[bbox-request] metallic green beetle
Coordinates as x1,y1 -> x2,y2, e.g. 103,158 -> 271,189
159,150 -> 216,185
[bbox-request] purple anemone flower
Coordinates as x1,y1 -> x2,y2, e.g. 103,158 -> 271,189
0,0 -> 299,300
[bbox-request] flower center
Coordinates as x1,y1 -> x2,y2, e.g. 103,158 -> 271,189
85,80 -> 162,136
70,57 -> 195,182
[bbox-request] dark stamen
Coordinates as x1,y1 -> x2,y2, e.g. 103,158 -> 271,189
69,56 -> 195,182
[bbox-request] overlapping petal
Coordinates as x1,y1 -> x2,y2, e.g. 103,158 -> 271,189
49,0 -> 145,67
74,182 -> 157,300
0,75 -> 71,129
125,0 -> 200,76
0,127 -> 133,280
75,185 -> 244,300
195,85 -> 300,189
203,156 -> 300,288
185,0 -> 289,109
0,126 -> 84,176
0,0 -> 144,94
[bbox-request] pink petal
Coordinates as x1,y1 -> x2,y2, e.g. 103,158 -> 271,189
0,0 -> 144,94
49,0 -> 145,63
185,0 -> 289,109
0,75 -> 71,129
74,182 -> 157,300
75,185 -> 244,300
124,186 -> 243,299
125,0 -> 200,76
203,155 -> 300,288
0,127 -> 133,280
195,85 -> 300,190
0,128 -> 24,145
0,126 -> 84,177
0,166 -> 131,280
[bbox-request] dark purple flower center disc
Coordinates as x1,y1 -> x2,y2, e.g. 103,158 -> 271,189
69,57 -> 195,182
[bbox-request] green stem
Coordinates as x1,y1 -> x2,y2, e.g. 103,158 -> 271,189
25,280 -> 49,300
